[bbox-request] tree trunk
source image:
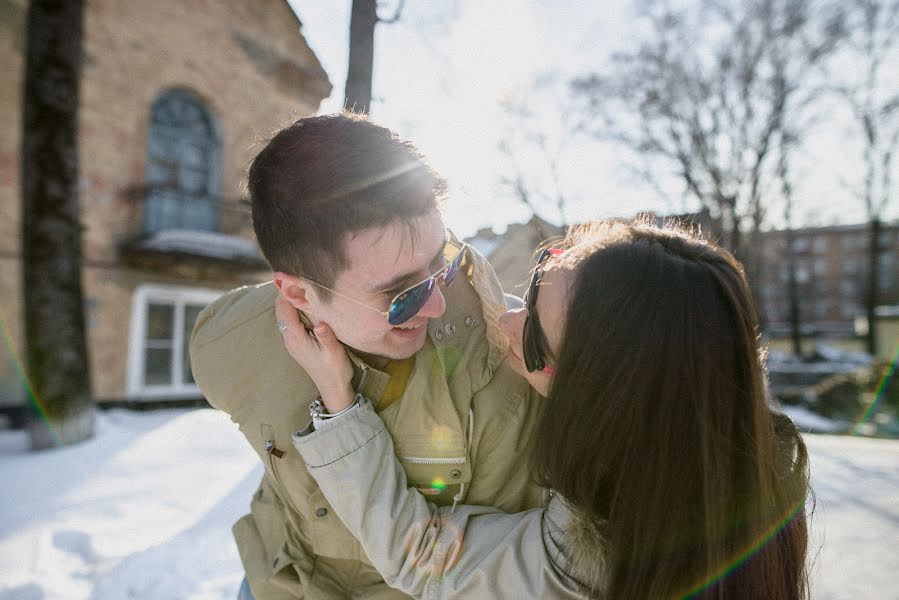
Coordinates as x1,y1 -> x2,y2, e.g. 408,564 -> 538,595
21,0 -> 94,449
786,225 -> 802,357
344,0 -> 378,114
745,203 -> 766,332
780,146 -> 802,356
865,217 -> 880,355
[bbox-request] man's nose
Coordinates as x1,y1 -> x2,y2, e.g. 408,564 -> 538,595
417,284 -> 446,319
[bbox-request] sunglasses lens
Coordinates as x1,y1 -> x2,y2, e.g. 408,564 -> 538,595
522,315 -> 543,373
388,278 -> 435,325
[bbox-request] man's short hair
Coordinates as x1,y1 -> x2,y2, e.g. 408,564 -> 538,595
249,113 -> 447,292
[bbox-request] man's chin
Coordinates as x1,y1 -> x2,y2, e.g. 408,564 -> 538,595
386,324 -> 428,357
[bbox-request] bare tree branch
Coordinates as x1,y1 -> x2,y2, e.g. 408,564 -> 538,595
571,0 -> 844,260
830,0 -> 899,353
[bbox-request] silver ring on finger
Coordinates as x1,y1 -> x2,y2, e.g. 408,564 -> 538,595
277,321 -> 288,332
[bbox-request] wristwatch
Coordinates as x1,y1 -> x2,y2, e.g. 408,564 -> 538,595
309,393 -> 364,428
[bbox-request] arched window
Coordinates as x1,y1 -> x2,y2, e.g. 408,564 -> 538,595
144,90 -> 220,232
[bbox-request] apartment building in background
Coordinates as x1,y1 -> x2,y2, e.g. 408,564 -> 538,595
759,223 -> 899,342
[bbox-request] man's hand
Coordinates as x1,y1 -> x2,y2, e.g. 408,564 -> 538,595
275,295 -> 354,413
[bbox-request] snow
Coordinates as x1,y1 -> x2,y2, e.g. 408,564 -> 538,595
781,405 -> 848,433
805,434 -> 899,600
769,361 -> 866,375
813,344 -> 874,366
0,409 -> 261,600
1,408 -> 897,599
875,304 -> 899,318
131,230 -> 265,264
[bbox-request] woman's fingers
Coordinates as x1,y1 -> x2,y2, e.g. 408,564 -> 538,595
275,297 -> 345,364
273,296 -> 354,410
275,295 -> 300,329
275,296 -> 315,353
312,323 -> 341,355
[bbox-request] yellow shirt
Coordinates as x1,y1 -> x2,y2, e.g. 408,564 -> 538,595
378,356 -> 415,410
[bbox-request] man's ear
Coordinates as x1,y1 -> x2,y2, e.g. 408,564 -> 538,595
273,272 -> 315,313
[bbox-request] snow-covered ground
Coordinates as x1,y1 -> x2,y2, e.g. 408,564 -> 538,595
0,409 -> 261,600
0,408 -> 896,600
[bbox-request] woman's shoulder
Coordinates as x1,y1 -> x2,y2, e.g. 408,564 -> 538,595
544,494 -> 610,597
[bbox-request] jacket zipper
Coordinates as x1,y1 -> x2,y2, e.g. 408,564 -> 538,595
399,456 -> 466,465
261,425 -> 304,517
357,363 -> 370,394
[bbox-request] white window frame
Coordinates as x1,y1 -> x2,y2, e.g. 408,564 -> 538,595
127,284 -> 222,400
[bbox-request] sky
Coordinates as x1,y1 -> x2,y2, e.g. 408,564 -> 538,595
287,0 -> 896,239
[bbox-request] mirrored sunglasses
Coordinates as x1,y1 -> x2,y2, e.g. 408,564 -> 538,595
302,238 -> 468,326
387,240 -> 466,324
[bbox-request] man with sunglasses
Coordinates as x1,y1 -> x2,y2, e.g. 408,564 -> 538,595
189,114 -> 545,600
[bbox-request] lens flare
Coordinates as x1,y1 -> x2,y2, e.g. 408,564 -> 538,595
403,512 -> 464,577
428,425 -> 456,452
678,498 -> 806,599
851,341 -> 898,436
430,477 -> 447,491
0,307 -> 61,446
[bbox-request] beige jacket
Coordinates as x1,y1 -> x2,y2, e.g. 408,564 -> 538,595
293,399 -> 604,600
189,248 -> 545,599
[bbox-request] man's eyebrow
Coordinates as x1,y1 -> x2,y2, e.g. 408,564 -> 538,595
368,235 -> 448,294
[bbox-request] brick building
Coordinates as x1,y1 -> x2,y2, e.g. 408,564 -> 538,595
467,214 -> 898,356
467,211 -> 715,295
467,216 -> 566,294
1,0 -> 330,410
758,223 -> 899,341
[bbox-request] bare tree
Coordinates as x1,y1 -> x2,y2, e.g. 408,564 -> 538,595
499,73 -> 576,232
345,0 -> 406,114
777,132 -> 804,356
833,0 -> 899,354
571,0 -> 843,273
21,0 -> 93,449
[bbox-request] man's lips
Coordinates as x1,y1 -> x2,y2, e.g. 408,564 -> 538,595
393,320 -> 426,331
391,320 -> 428,337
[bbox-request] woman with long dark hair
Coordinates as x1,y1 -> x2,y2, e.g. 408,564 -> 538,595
277,219 -> 810,599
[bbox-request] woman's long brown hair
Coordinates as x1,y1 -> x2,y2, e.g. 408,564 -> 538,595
533,221 -> 809,599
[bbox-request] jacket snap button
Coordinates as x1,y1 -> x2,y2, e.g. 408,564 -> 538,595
450,469 -> 462,479
434,330 -> 444,341
445,323 -> 456,334
464,315 -> 475,326
315,507 -> 328,517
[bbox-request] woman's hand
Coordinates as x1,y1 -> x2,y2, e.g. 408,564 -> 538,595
275,295 -> 354,413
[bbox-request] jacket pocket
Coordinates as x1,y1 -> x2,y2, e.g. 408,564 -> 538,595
234,479 -> 307,599
397,459 -> 473,507
261,423 -> 362,562
306,488 -> 363,560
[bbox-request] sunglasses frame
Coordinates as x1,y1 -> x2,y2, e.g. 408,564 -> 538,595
523,247 -> 563,374
302,237 -> 468,325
